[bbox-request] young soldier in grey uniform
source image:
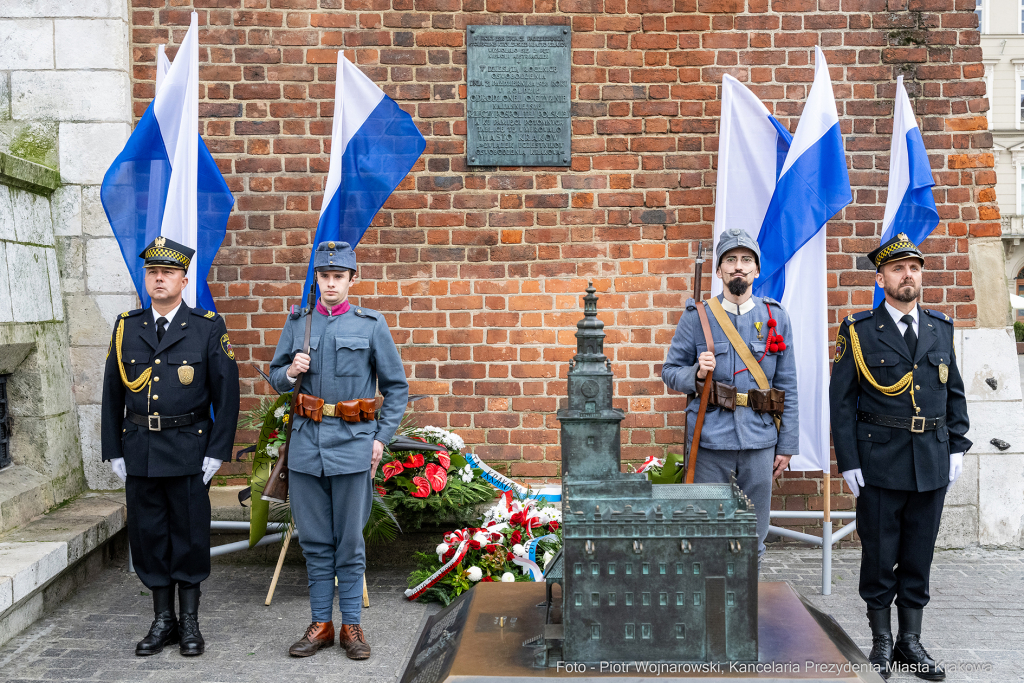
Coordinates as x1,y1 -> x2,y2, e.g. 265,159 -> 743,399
830,234 -> 970,681
662,228 -> 799,570
102,236 -> 240,657
269,241 -> 409,659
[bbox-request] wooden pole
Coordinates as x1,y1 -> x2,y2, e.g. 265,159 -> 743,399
362,575 -> 370,608
823,472 -> 831,524
265,523 -> 294,606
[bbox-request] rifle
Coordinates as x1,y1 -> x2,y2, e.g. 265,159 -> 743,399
685,240 -> 715,484
262,282 -> 317,504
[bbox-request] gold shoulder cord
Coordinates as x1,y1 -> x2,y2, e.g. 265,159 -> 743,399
848,320 -> 919,413
116,318 -> 152,393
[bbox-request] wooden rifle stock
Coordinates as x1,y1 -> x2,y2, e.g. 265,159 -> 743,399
262,283 -> 316,503
685,241 -> 715,484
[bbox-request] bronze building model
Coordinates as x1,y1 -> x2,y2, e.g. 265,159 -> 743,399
543,284 -> 759,665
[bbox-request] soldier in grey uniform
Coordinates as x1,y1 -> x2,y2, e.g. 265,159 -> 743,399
269,241 -> 408,660
662,229 -> 799,570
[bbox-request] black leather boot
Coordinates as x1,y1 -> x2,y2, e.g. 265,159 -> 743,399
135,586 -> 179,656
893,607 -> 945,681
866,607 -> 894,680
177,584 -> 205,656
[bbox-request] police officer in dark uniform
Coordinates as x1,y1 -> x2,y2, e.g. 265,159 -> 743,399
829,233 -> 970,681
101,236 -> 240,657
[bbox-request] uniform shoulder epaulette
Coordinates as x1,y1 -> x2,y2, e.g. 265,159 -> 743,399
119,308 -> 144,319
289,305 -> 310,320
923,308 -> 953,324
353,306 -> 379,320
761,296 -> 782,307
844,310 -> 874,325
190,307 -> 218,320
685,297 -> 697,311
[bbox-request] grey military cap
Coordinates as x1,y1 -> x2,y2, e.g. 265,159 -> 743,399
716,228 -> 761,269
313,240 -> 356,273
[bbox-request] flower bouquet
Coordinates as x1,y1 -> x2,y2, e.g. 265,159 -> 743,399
632,451 -> 687,484
376,425 -> 497,530
405,494 -> 562,605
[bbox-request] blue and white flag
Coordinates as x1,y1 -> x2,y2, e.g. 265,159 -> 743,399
303,52 -> 425,295
752,47 -> 852,472
101,12 -> 234,312
710,75 -> 791,296
873,75 -> 938,306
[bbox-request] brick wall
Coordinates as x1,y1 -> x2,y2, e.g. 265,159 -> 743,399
130,0 -> 994,535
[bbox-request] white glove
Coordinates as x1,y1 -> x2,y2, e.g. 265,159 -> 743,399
948,452 -> 964,486
842,468 -> 865,498
110,457 -> 127,483
202,457 -> 222,485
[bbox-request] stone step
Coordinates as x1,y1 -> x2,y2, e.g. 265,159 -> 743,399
0,491 -> 126,648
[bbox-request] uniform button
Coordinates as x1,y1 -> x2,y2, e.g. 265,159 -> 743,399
198,430 -> 203,434
155,359 -> 161,365
154,376 -> 160,382
880,359 -> 885,364
868,433 -> 872,438
152,395 -> 159,400
915,385 -> 921,390
182,360 -> 188,365
131,359 -> 135,364
914,364 -> 918,369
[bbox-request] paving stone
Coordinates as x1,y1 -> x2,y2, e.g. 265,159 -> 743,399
0,548 -> 1020,682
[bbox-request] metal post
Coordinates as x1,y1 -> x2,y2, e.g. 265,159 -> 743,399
821,520 -> 833,596
127,545 -> 135,575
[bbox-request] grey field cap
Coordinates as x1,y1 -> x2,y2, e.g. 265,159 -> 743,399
313,240 -> 357,272
716,228 -> 761,269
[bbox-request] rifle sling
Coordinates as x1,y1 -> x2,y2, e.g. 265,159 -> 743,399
685,300 -> 715,484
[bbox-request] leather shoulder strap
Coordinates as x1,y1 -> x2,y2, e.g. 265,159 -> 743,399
695,300 -> 714,353
707,297 -> 769,391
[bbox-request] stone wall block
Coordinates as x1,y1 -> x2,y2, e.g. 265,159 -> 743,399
5,243 -> 53,322
70,345 -> 105,406
0,185 -> 18,242
78,403 -> 119,490
50,185 -> 82,237
0,0 -> 126,19
0,241 -> 12,323
12,72 -> 130,124
54,19 -> 129,71
85,237 -> 132,293
978,454 -> 1024,546
11,188 -> 52,246
0,20 -> 54,70
0,541 -> 68,602
66,293 -> 135,348
935,505 -> 978,549
56,236 -> 84,295
58,123 -> 129,185
944,451 -> 978,507
44,247 -> 62,321
960,327 -> 1022,401
80,185 -> 111,237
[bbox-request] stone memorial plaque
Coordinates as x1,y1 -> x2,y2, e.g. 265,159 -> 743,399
466,25 -> 571,167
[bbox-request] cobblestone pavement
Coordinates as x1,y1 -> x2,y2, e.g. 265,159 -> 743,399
1,547 -> 1021,682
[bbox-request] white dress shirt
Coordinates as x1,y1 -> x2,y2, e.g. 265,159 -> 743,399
152,302 -> 181,334
884,301 -> 918,337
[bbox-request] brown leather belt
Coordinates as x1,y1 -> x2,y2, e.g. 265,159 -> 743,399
695,379 -> 785,418
127,409 -> 201,432
857,411 -> 945,434
294,394 -> 382,423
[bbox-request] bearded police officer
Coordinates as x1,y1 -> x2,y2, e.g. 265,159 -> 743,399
269,241 -> 408,660
101,236 -> 240,657
829,233 -> 970,681
662,228 -> 799,571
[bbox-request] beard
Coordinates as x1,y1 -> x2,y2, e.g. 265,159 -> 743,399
885,279 -> 920,303
727,278 -> 749,297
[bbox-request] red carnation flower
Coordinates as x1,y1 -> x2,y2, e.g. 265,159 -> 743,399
481,576 -> 494,582
509,529 -> 522,545
381,460 -> 404,482
425,463 -> 448,492
468,539 -> 481,550
403,453 -> 425,469
268,430 -> 278,440
411,476 -> 431,498
437,450 -> 451,470
548,521 -> 559,532
510,511 -> 525,526
484,544 -> 498,553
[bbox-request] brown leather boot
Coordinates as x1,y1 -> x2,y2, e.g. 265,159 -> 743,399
288,621 -> 334,657
339,624 -> 371,660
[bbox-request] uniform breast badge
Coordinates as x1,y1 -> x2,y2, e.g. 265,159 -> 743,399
178,365 -> 195,385
754,321 -> 763,340
938,363 -> 948,384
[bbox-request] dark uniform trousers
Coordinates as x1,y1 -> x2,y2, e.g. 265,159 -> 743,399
102,304 -> 239,590
829,304 -> 970,613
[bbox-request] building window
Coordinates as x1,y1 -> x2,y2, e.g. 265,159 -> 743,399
592,624 -> 600,640
574,563 -> 582,576
693,562 -> 701,575
608,562 -> 615,575
642,592 -> 651,606
676,592 -> 685,605
985,63 -> 995,130
659,562 -> 667,575
609,592 -> 616,606
642,562 -> 650,575
591,593 -> 600,607
1019,165 -> 1024,215
727,562 -> 734,576
591,563 -> 599,576
641,623 -> 652,640
575,593 -> 583,606
659,592 -> 668,606
694,592 -> 702,606
675,623 -> 686,639
976,0 -> 986,34
727,592 -> 736,606
625,563 -> 632,575
625,623 -> 635,640
676,562 -> 684,575
625,592 -> 634,606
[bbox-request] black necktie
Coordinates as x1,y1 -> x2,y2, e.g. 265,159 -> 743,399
156,317 -> 167,343
901,314 -> 917,357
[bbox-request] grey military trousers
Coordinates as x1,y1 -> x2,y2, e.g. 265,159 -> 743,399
691,446 -> 776,563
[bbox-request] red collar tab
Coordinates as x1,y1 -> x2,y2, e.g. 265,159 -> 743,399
316,299 -> 350,316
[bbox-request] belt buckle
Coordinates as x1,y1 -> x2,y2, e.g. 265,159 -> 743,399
910,416 -> 926,433
148,414 -> 161,432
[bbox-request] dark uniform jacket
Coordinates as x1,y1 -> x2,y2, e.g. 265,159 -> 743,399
101,304 -> 240,478
268,304 -> 409,477
829,304 -> 971,492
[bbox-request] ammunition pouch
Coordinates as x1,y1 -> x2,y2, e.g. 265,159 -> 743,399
748,387 -> 785,418
297,394 -> 382,424
294,394 -> 325,422
694,378 -> 737,410
694,380 -> 784,418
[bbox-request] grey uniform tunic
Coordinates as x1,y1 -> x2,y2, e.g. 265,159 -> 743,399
268,304 -> 409,475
